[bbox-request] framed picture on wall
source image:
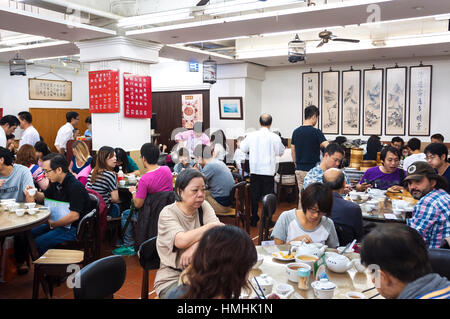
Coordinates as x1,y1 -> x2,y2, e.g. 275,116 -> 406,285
29,78 -> 72,101
302,71 -> 320,128
363,68 -> 384,136
385,66 -> 407,136
341,69 -> 361,135
409,64 -> 432,136
218,97 -> 243,120
321,70 -> 340,134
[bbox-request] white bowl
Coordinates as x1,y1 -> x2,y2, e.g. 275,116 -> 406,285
15,208 -> 25,216
294,254 -> 318,268
28,208 -> 39,215
27,188 -> 37,196
252,254 -> 264,269
337,246 -> 355,254
24,203 -> 36,209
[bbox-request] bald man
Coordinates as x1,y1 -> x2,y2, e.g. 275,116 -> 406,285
240,113 -> 285,227
323,168 -> 364,245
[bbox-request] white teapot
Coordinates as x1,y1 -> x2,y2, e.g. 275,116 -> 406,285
291,241 -> 327,258
325,253 -> 365,273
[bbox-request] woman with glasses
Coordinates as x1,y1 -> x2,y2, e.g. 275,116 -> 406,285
272,182 -> 339,247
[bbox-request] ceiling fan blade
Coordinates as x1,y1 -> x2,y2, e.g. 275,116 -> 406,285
331,38 -> 360,43
316,41 -> 325,48
196,0 -> 210,6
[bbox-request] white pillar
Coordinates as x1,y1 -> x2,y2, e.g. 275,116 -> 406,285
76,36 -> 163,151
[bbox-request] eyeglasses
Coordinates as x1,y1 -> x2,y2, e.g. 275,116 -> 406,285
42,169 -> 55,175
308,207 -> 324,215
425,155 -> 437,161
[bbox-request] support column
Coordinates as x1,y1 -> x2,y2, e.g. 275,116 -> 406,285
76,36 -> 163,151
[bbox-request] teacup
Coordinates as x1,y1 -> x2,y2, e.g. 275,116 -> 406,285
286,262 -> 311,283
15,208 -> 25,216
27,188 -> 37,196
294,254 -> 318,268
119,180 -> 126,187
8,203 -> 20,211
346,291 -> 366,299
24,203 -> 36,209
311,278 -> 336,299
28,208 -> 39,215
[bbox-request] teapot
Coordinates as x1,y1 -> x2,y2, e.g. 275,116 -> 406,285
325,253 -> 365,273
291,241 -> 327,258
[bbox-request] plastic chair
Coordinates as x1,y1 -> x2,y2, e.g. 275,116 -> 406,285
258,194 -> 277,245
73,255 -> 126,299
138,236 -> 159,299
428,248 -> 450,280
32,209 -> 97,299
215,181 -> 249,234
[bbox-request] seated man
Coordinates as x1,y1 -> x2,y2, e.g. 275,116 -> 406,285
424,143 -> 450,193
233,136 -> 248,177
360,223 -> 450,299
303,143 -> 349,189
194,144 -> 235,214
28,153 -> 91,255
357,146 -> 405,191
404,161 -> 450,249
114,143 -> 173,256
391,136 -> 404,153
323,168 -> 364,245
403,138 -> 426,171
431,133 -> 444,144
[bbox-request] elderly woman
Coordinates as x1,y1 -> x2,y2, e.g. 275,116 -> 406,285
154,168 -> 224,299
272,182 -> 339,247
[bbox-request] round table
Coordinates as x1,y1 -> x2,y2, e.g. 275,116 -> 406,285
0,205 -> 50,261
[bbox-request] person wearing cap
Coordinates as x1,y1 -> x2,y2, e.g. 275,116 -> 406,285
404,161 -> 450,249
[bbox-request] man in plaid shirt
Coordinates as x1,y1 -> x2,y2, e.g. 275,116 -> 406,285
404,161 -> 450,248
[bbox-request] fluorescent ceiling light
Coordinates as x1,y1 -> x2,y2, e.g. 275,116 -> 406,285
118,8 -> 193,28
166,44 -> 234,60
0,35 -> 49,46
27,54 -> 80,62
176,35 -> 250,46
0,40 -> 70,53
204,0 -> 304,15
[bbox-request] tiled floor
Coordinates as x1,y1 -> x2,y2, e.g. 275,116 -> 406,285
0,200 -> 296,299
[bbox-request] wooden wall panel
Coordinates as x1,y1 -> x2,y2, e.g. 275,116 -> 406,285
29,108 -> 90,152
152,90 -> 210,151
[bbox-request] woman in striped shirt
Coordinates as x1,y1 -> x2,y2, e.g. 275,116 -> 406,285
86,146 -> 121,217
15,144 -> 49,191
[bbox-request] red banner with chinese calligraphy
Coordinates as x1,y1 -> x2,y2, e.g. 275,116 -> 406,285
88,70 -> 120,113
123,73 -> 152,118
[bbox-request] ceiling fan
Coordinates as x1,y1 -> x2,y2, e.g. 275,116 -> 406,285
316,30 -> 360,48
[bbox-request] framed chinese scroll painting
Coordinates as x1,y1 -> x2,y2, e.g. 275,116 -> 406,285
363,68 -> 383,136
302,71 -> 320,128
385,66 -> 407,136
341,70 -> 361,135
409,65 -> 432,136
321,70 -> 340,134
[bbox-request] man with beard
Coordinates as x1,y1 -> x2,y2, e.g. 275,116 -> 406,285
404,161 -> 450,249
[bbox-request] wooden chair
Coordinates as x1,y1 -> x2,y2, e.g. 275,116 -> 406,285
215,181 -> 250,234
73,255 -> 126,299
275,162 -> 298,204
32,209 -> 97,299
137,236 -> 160,299
258,194 -> 277,245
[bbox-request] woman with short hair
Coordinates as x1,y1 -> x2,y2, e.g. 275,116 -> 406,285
15,144 -> 49,191
272,182 -> 339,247
154,168 -> 224,299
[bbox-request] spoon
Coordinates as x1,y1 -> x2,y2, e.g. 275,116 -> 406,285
340,239 -> 357,255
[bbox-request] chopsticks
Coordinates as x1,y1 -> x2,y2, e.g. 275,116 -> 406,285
361,287 -> 376,293
248,279 -> 262,299
369,293 -> 380,299
254,277 -> 267,299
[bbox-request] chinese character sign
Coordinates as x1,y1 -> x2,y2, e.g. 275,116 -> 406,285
409,65 -> 432,136
123,74 -> 152,118
182,94 -> 203,128
89,70 -> 120,113
302,71 -> 320,128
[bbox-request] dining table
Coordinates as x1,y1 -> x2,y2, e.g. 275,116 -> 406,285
0,203 -> 51,261
249,245 -> 383,299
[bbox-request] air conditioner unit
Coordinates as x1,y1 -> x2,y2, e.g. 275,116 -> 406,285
9,54 -> 27,76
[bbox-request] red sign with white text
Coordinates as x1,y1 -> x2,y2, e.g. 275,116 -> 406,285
123,73 -> 152,118
88,70 -> 120,113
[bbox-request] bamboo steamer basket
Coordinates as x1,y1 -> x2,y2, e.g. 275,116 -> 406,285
360,160 -> 377,172
350,148 -> 363,170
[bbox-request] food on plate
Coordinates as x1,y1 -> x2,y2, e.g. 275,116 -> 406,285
387,186 -> 402,193
272,252 -> 294,259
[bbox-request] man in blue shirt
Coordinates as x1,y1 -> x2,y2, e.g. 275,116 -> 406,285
291,105 -> 329,208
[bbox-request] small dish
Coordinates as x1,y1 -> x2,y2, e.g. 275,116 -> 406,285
27,208 -> 39,215
24,203 -> 36,209
272,251 -> 295,261
15,208 -> 25,216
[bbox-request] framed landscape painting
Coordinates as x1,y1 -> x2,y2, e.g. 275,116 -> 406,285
385,66 -> 407,136
363,68 -> 384,136
218,97 -> 243,120
321,70 -> 340,134
341,70 -> 361,135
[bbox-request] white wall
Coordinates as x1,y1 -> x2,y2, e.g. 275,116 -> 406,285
262,56 -> 450,143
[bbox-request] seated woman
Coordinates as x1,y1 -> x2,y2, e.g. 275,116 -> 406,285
69,140 -> 92,178
34,141 -> 51,167
272,182 -> 339,247
86,146 -> 121,217
154,168 -> 223,299
356,146 -> 405,191
364,135 -> 383,161
15,144 -> 49,191
210,129 -> 228,162
168,225 -> 257,299
114,147 -> 141,176
173,147 -> 196,174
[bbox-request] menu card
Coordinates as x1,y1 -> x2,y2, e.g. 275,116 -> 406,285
123,73 -> 152,118
88,70 -> 120,113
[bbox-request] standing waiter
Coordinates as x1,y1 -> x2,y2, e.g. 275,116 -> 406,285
240,114 -> 285,227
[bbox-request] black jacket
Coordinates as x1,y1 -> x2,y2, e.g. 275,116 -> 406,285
135,191 -> 176,248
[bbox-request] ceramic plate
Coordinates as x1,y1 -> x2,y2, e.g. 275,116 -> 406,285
271,251 -> 295,261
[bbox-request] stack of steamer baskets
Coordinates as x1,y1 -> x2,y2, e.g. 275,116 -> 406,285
349,148 -> 363,170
